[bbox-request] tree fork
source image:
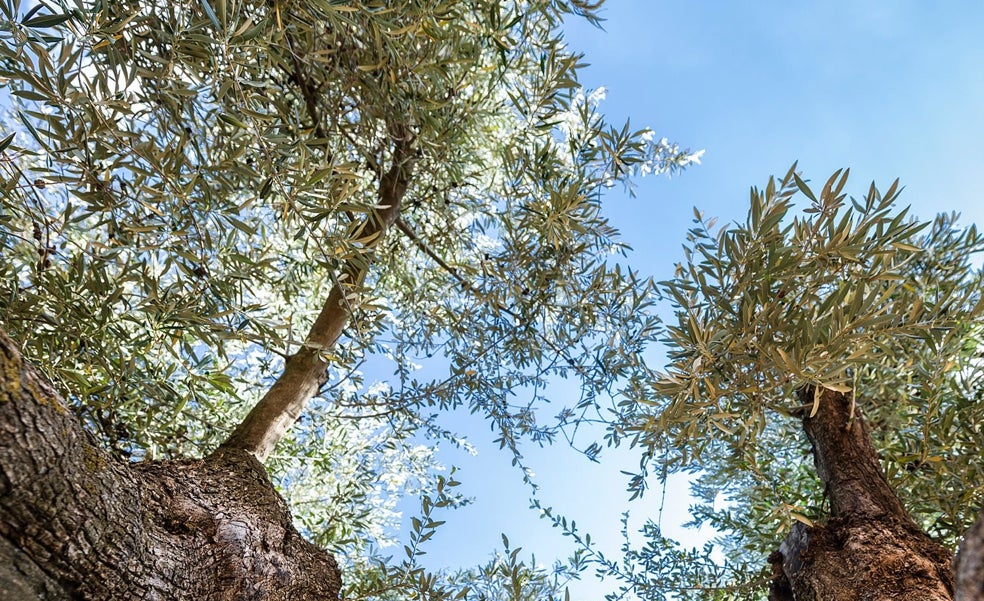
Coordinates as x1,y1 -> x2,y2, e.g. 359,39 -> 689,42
769,387 -> 954,600
219,129 -> 415,462
0,331 -> 341,600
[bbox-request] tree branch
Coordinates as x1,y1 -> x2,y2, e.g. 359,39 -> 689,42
219,128 -> 415,461
0,330 -> 137,594
395,216 -> 471,288
0,329 -> 343,599
395,216 -> 593,381
768,387 -> 955,600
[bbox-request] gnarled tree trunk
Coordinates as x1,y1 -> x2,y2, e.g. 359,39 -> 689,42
0,331 -> 341,600
769,387 -> 954,601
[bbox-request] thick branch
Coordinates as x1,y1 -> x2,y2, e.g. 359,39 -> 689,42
219,132 -> 415,461
799,386 -> 909,520
0,330 -> 342,599
768,387 -> 954,600
0,330 -> 139,595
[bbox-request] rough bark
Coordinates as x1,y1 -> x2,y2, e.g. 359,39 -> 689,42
220,130 -> 415,461
956,511 -> 984,601
0,331 -> 341,600
769,387 -> 954,601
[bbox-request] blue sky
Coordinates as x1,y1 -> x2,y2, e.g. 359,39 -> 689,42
404,2 -> 984,597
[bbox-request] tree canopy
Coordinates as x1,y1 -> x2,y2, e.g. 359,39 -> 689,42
2,1 -> 984,600
1,0 -> 699,596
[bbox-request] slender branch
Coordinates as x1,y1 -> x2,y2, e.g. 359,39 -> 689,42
281,17 -> 382,175
395,216 -> 591,379
395,216 -> 470,288
219,128 -> 415,461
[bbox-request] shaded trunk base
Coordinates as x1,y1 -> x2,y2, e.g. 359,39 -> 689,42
770,516 -> 953,601
768,388 -> 954,600
1,329 -> 341,600
1,448 -> 342,600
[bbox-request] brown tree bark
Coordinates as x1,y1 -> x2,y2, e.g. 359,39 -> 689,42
956,511 -> 984,601
0,331 -> 341,600
769,387 -> 954,601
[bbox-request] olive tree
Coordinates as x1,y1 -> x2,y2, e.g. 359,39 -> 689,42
584,167 -> 984,600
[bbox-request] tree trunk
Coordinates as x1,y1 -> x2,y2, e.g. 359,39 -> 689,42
769,387 -> 954,601
956,511 -> 984,601
0,331 -> 341,600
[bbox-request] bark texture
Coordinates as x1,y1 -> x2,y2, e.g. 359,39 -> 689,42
956,511 -> 984,601
769,387 -> 954,601
0,331 -> 341,600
